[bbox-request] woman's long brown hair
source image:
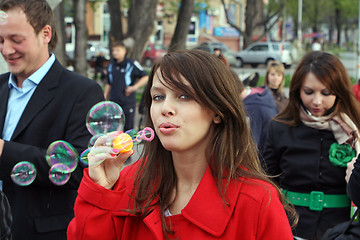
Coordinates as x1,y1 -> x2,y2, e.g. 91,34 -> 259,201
130,50 -> 297,237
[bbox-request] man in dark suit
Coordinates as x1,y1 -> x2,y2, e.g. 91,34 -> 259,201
0,0 -> 104,239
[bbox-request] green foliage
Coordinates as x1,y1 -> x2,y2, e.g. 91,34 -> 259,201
257,74 -> 292,87
285,0 -> 358,33
89,0 -> 106,12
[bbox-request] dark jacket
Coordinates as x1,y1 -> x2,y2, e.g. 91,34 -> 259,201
348,156 -> 360,207
0,59 -> 104,240
263,120 -> 350,239
243,86 -> 278,154
0,191 -> 11,240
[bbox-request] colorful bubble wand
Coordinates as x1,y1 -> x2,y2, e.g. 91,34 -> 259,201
80,127 -> 155,166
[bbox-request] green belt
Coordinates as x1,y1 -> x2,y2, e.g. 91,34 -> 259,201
282,189 -> 350,211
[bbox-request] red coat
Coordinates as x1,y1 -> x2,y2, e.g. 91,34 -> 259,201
67,161 -> 293,239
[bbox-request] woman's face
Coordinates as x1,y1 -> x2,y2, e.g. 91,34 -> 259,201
150,69 -> 219,154
300,72 -> 337,117
267,68 -> 283,89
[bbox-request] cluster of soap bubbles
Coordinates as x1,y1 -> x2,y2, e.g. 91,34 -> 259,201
81,101 -> 154,166
11,140 -> 80,187
0,11 -> 7,25
10,101 -> 155,187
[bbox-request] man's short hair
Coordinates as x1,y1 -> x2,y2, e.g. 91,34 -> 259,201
0,0 -> 58,51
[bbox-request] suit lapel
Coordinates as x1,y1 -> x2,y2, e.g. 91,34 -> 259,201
0,73 -> 10,136
11,60 -> 63,140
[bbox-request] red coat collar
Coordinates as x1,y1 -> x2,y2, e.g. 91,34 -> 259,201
140,167 -> 242,238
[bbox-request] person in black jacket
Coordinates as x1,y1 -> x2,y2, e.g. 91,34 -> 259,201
0,0 -> 104,239
104,41 -> 148,131
0,190 -> 11,240
263,51 -> 360,239
347,150 -> 360,207
93,51 -> 107,83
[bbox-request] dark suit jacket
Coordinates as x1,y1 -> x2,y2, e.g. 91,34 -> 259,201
0,59 -> 104,240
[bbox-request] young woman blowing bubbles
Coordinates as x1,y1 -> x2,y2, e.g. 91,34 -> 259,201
67,50 -> 297,240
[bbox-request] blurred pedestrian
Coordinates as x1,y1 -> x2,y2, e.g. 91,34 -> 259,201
93,51 -> 107,83
0,0 -> 104,239
311,37 -> 322,51
213,47 -> 230,67
235,71 -> 278,156
68,49 -> 296,239
264,60 -> 289,112
263,51 -> 360,239
104,41 -> 148,131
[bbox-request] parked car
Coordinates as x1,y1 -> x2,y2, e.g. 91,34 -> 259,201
194,41 -> 240,68
236,42 -> 293,69
141,43 -> 167,67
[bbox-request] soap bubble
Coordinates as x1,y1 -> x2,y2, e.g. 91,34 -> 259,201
49,163 -> 71,186
45,140 -> 79,173
11,161 -> 37,186
79,148 -> 91,165
86,101 -> 125,136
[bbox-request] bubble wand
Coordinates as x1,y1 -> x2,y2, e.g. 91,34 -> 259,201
80,127 -> 155,165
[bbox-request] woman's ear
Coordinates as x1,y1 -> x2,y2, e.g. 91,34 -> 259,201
214,114 -> 222,124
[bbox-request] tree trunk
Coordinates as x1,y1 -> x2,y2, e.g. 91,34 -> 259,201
73,0 -> 88,75
169,0 -> 194,52
107,0 -> 123,47
53,2 -> 66,66
244,0 -> 263,48
127,0 -> 158,60
335,8 -> 341,46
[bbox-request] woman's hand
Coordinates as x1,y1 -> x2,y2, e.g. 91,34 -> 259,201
88,134 -> 134,189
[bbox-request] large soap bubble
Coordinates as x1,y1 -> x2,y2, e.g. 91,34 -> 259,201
86,101 -> 125,136
45,140 -> 79,173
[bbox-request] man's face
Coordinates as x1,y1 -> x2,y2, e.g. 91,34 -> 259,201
112,46 -> 126,62
0,7 -> 51,84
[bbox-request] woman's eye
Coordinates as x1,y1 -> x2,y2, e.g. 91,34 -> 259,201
179,94 -> 190,100
152,94 -> 164,101
321,91 -> 332,96
304,89 -> 313,95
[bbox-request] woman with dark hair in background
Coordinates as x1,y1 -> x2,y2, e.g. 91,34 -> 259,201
263,51 -> 360,239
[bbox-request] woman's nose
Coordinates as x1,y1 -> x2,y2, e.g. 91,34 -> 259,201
312,94 -> 322,106
161,99 -> 175,116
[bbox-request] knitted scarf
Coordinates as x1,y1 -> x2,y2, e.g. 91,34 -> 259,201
300,107 -> 360,157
